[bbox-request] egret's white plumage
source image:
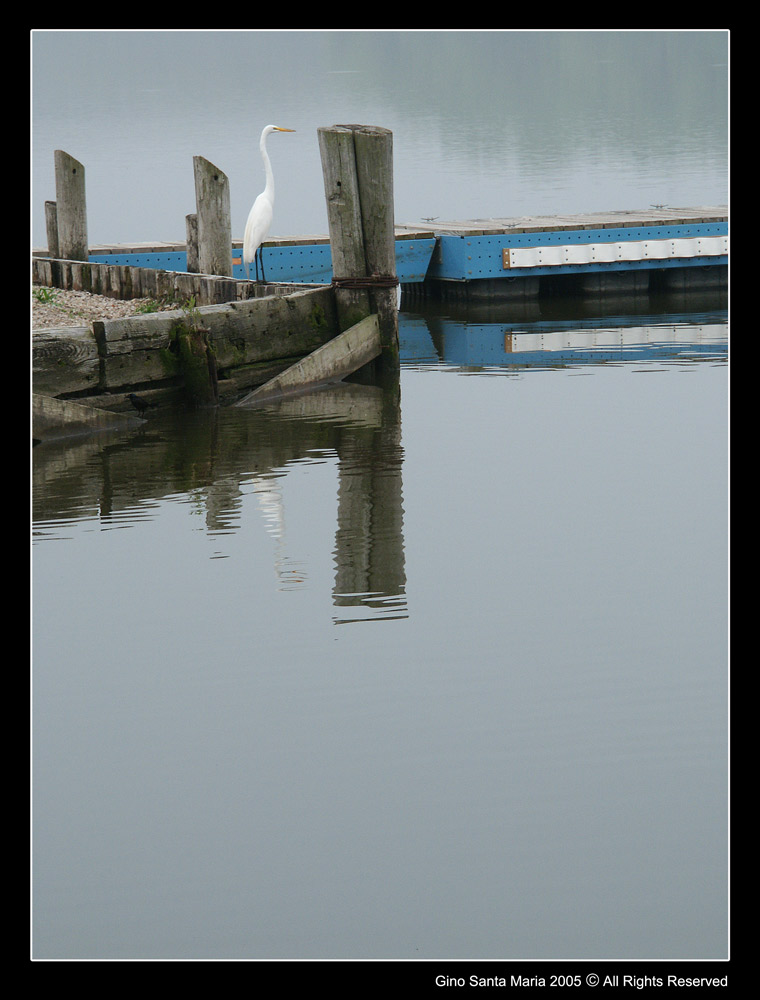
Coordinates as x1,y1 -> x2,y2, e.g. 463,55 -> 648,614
244,125 -> 295,281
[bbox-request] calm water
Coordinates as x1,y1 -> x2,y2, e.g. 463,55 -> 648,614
31,31 -> 728,245
32,31 -> 728,963
33,309 -> 728,961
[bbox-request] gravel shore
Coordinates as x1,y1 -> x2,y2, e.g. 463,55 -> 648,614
32,286 -> 177,329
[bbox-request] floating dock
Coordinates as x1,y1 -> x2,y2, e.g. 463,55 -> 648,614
403,205 -> 726,272
37,143 -> 726,301
400,205 -> 727,300
34,135 -> 728,443
39,204 -> 726,302
76,230 -> 436,286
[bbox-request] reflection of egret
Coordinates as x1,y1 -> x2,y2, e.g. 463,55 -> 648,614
251,474 -> 307,590
251,474 -> 284,542
244,125 -> 295,282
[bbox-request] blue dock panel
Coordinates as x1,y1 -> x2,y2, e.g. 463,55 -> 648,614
90,238 -> 437,285
429,222 -> 728,281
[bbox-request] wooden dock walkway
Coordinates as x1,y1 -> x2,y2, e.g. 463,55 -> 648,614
395,205 -> 727,235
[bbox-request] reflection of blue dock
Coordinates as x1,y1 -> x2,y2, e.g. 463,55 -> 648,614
398,312 -> 728,369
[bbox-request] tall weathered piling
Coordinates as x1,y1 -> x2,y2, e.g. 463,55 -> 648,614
193,156 -> 232,277
318,125 -> 399,372
54,150 -> 88,261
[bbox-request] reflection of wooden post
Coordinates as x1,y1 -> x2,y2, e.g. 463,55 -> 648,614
318,125 -> 399,371
333,389 -> 406,622
193,156 -> 232,277
54,150 -> 88,261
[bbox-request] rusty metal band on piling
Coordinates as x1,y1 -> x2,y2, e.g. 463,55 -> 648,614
331,274 -> 399,290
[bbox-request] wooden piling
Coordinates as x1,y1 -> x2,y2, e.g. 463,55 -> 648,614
44,201 -> 59,259
318,125 -> 399,370
318,126 -> 369,330
353,126 -> 399,369
54,150 -> 88,261
193,156 -> 232,277
185,213 -> 199,273
170,310 -> 219,409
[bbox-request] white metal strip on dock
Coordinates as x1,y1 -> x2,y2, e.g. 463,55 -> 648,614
502,236 -> 727,269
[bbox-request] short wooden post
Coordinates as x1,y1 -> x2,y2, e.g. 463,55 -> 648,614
45,200 -> 59,259
185,213 -> 199,273
193,156 -> 232,277
318,125 -> 399,371
54,150 -> 88,261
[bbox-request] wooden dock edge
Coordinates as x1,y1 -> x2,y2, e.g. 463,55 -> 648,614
33,285 -> 341,404
235,314 -> 381,407
32,254 -> 322,307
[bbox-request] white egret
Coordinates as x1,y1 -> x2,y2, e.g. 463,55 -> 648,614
244,125 -> 296,282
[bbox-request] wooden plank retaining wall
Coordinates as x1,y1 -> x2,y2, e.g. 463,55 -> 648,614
33,283 -> 340,404
32,255 -> 320,307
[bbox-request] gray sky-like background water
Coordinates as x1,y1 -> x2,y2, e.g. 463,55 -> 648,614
32,30 -> 728,245
32,30 -> 728,966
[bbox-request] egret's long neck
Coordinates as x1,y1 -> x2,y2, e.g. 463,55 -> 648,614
260,134 -> 275,203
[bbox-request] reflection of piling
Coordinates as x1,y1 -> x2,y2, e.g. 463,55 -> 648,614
333,386 -> 406,622
318,125 -> 399,374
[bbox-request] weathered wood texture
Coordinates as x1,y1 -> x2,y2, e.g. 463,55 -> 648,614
185,213 -> 199,273
54,151 -> 88,261
33,286 -> 339,398
44,201 -> 59,259
318,125 -> 369,330
397,206 -> 728,236
353,127 -> 399,367
32,255 -> 319,306
318,125 -> 399,366
32,326 -> 101,397
193,156 -> 233,277
236,313 -> 381,406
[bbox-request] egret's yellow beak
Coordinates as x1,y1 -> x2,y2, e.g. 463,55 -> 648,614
274,127 -> 296,132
